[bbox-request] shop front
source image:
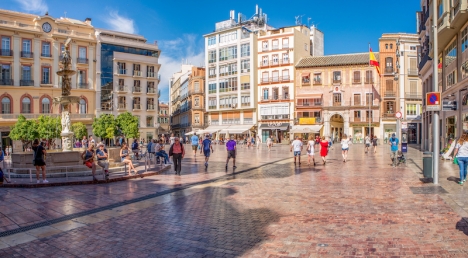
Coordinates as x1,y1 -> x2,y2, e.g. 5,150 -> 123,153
407,123 -> 418,144
259,123 -> 290,143
383,124 -> 397,144
446,116 -> 457,143
351,123 -> 379,143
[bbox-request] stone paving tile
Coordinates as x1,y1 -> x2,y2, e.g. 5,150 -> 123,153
1,144 -> 468,257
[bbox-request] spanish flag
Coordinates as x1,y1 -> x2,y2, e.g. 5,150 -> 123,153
369,48 -> 381,77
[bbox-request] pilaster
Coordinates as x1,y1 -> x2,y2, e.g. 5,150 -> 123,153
13,35 -> 21,86
33,38 -> 41,87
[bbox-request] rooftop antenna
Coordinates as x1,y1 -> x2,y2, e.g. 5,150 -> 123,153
307,17 -> 311,27
295,15 -> 304,26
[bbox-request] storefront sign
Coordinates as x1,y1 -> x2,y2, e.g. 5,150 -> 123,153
408,123 -> 417,129
426,92 -> 441,111
351,123 -> 378,127
299,118 -> 316,125
267,122 -> 283,127
442,100 -> 457,111
401,122 -> 408,129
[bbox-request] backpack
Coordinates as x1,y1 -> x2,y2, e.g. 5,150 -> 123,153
132,142 -> 138,150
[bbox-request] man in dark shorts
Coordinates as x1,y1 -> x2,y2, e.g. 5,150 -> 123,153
225,135 -> 237,169
200,135 -> 214,167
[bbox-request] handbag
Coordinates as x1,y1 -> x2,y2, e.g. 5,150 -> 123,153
453,156 -> 459,165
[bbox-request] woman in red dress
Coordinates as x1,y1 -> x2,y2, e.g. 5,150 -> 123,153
319,136 -> 329,165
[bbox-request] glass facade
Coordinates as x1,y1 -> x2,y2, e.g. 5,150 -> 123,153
100,43 -> 159,110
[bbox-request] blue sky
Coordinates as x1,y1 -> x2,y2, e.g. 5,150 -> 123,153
1,0 -> 420,102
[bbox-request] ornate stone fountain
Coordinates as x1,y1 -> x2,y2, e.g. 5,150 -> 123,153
54,39 -> 80,152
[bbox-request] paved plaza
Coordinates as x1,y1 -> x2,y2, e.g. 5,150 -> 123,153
1,143 -> 468,257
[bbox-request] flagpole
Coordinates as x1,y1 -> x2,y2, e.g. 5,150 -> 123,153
368,43 -> 371,140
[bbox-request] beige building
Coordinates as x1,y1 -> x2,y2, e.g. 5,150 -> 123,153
158,102 -> 169,135
257,25 -> 313,143
95,29 -> 160,142
295,53 -> 381,142
0,9 -> 97,151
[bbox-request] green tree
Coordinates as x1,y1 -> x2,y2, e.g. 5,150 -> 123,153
116,112 -> 140,139
37,115 -> 61,147
92,114 -> 117,140
71,122 -> 88,141
9,115 -> 39,149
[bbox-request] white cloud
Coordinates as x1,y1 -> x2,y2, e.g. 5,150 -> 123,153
158,34 -> 204,103
14,0 -> 48,14
104,10 -> 136,34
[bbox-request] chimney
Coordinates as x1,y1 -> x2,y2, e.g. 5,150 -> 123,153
85,18 -> 92,25
230,10 -> 235,20
238,13 -> 242,23
256,5 -> 259,15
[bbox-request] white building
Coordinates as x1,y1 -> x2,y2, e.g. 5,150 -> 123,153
309,25 -> 324,57
95,29 -> 161,142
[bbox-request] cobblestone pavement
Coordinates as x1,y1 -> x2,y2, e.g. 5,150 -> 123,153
1,143 -> 468,257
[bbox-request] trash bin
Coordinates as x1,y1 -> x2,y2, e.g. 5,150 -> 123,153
423,152 -> 433,178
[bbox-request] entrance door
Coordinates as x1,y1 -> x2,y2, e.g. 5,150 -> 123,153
262,130 -> 270,142
1,131 -> 12,152
364,127 -> 375,138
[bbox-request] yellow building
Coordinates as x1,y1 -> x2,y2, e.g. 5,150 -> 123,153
0,9 -> 97,151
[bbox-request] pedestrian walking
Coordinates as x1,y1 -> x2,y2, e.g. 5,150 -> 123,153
328,136 -> 333,150
32,140 -> 48,183
454,133 -> 468,185
364,135 -> 371,153
120,143 -> 137,175
320,136 -> 329,165
372,136 -> 378,153
388,133 -> 400,167
81,143 -> 98,182
306,135 -> 315,166
341,134 -> 352,162
191,134 -> 199,157
225,135 -> 237,169
169,134 -> 175,145
201,135 -> 214,167
131,139 -> 140,160
81,136 -> 88,149
256,135 -> 262,149
290,136 -> 303,165
96,143 -> 110,180
169,137 -> 185,175
266,136 -> 273,151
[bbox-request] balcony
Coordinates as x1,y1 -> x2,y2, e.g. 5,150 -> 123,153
407,69 -> 418,76
20,80 -> 34,86
0,79 -> 13,86
384,67 -> 394,74
332,102 -> 342,107
260,61 -> 269,68
313,79 -> 322,85
147,72 -> 155,78
332,80 -> 341,84
77,58 -> 88,64
132,86 -> 142,93
419,53 -> 432,71
352,79 -> 361,84
117,104 -> 127,110
77,82 -> 88,89
405,92 -> 422,99
116,85 -> 127,93
260,95 -> 289,102
133,70 -> 142,77
260,115 -> 290,121
147,104 -> 155,111
133,104 -> 141,110
302,79 -> 311,86
383,113 -> 396,119
0,49 -> 12,56
364,79 -> 374,84
147,87 -> 156,94
41,80 -> 51,85
384,92 -> 396,98
20,51 -> 33,58
296,101 -> 322,107
222,119 -> 240,125
41,53 -> 52,58
281,75 -> 290,82
282,44 -> 289,49
262,47 -> 268,52
118,69 -> 127,75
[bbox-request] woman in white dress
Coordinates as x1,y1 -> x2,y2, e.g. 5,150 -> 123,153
341,134 -> 352,162
266,136 -> 273,151
306,135 -> 316,166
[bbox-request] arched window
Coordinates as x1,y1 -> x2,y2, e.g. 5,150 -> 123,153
2,97 -> 11,114
42,98 -> 50,113
22,97 -> 31,113
79,98 -> 87,114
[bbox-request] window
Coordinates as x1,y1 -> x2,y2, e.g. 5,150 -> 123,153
354,94 -> 361,105
208,97 -> 216,109
407,104 -> 417,116
79,98 -> 87,114
241,44 -> 250,57
194,81 -> 200,91
366,93 -> 373,105
282,53 -> 289,63
365,70 -> 373,83
313,73 -> 321,84
241,95 -> 250,106
262,41 -> 268,51
209,67 -> 216,78
354,111 -> 361,118
304,43 -> 308,51
410,46 -> 416,50
117,62 -> 126,74
21,66 -> 31,80
263,89 -> 269,100
78,47 -> 86,58
42,67 -> 51,84
42,98 -> 50,113
1,37 -> 10,54
385,44 -> 388,49
1,64 -> 11,81
22,97 -> 31,113
219,62 -> 237,76
447,71 -> 456,88
353,71 -> 361,83
302,73 -> 310,84
390,44 -> 393,49
147,98 -> 154,110
219,31 -> 236,43
146,116 -> 154,127
282,70 -> 289,81
219,46 -> 237,61
133,97 -> 141,109
1,97 -> 10,114
241,83 -> 250,90
385,57 -> 393,68
262,56 -> 269,66
194,97 -> 200,107
386,80 -> 394,91
272,40 -> 279,50
366,110 -> 373,119
445,40 -> 457,66
194,114 -> 200,124
282,38 -> 289,48
262,72 -> 269,83
42,42 -> 51,57
219,77 -> 237,92
208,36 -> 216,46
208,50 -> 216,63
462,26 -> 468,52
333,71 -> 341,83
410,80 -> 417,93
147,66 -> 155,77
272,54 -> 279,65
386,101 -> 394,113
333,93 -> 342,104
208,82 -> 216,94
271,71 -> 279,82
439,1 -> 443,17
22,39 -> 31,55
241,59 -> 250,72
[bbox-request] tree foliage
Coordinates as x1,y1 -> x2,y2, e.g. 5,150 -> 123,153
71,122 -> 88,140
9,115 -> 39,148
92,114 -> 117,140
37,115 -> 61,147
116,112 -> 140,139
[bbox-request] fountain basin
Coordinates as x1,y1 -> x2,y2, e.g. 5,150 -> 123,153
11,151 -> 82,167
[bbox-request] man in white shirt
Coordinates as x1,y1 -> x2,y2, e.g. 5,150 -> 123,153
169,134 -> 175,145
290,136 -> 303,165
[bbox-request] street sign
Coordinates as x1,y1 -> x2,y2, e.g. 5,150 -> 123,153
426,92 -> 441,111
401,122 -> 408,129
395,112 -> 402,119
442,100 -> 457,111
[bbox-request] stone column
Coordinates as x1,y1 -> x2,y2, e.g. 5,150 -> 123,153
13,35 -> 21,86
53,41 -> 59,87
32,38 -> 40,87
323,110 -> 330,137
71,44 -> 77,89
343,110 -> 350,137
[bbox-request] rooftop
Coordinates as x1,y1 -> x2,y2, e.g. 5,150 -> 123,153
296,52 -> 379,68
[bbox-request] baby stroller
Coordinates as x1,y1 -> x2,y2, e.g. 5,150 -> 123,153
396,151 -> 406,166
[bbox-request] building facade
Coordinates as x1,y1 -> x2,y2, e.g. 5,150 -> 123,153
418,0 -> 468,151
158,102 -> 169,135
187,66 -> 206,133
257,25 -> 312,143
0,9 -> 97,151
201,6 -> 273,137
379,33 -> 421,144
169,64 -> 192,137
295,53 -> 381,142
95,29 -> 160,142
